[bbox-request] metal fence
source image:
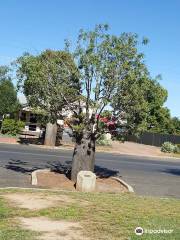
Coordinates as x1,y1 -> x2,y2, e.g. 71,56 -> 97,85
126,132 -> 180,147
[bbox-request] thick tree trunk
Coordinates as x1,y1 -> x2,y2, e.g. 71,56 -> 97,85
44,122 -> 57,146
71,134 -> 96,182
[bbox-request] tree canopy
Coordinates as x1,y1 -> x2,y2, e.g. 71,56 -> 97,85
0,66 -> 19,116
16,50 -> 79,123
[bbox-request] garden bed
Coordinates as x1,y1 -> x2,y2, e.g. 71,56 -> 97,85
33,170 -> 128,193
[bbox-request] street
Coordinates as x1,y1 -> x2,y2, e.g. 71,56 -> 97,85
0,143 -> 180,198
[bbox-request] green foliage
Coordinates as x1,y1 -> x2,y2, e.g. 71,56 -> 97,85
101,110 -> 112,119
16,50 -> 79,123
170,117 -> 180,135
1,119 -> 25,136
174,144 -> 180,154
112,66 -> 170,135
70,24 -> 156,139
161,142 -> 179,153
0,66 -> 20,115
96,134 -> 112,146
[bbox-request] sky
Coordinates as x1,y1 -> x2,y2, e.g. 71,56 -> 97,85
0,0 -> 179,117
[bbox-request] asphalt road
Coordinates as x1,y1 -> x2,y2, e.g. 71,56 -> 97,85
0,143 -> 180,198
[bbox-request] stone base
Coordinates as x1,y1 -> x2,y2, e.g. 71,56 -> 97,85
76,171 -> 96,192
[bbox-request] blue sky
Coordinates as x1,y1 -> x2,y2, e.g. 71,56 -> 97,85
0,0 -> 179,117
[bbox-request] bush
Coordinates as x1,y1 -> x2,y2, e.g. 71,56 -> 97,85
161,142 -> 178,153
174,144 -> 180,154
176,144 -> 180,149
96,134 -> 112,146
1,119 -> 25,136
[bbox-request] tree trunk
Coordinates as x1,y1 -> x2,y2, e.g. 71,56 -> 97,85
44,122 -> 57,146
71,134 -> 96,182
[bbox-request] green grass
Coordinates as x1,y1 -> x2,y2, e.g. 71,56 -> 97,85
0,190 -> 179,240
0,197 -> 38,240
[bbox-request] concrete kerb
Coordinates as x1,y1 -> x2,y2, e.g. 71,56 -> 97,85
31,169 -> 134,193
31,169 -> 51,186
112,177 -> 134,193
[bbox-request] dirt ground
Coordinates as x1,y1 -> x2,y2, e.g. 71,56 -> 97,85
19,217 -> 85,240
59,141 -> 167,158
108,141 -> 162,156
2,192 -> 87,240
37,172 -> 75,190
36,172 -> 128,193
2,193 -> 75,210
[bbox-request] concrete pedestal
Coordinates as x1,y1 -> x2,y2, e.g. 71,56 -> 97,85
76,171 -> 96,192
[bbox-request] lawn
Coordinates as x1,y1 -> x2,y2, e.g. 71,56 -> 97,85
0,189 -> 179,240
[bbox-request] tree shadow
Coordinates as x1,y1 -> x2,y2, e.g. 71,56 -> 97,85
94,165 -> 119,178
5,159 -> 39,174
45,160 -> 120,179
5,158 -> 120,179
161,168 -> 180,176
46,160 -> 72,179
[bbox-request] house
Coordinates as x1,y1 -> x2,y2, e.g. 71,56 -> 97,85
18,106 -> 44,137
18,103 -> 89,138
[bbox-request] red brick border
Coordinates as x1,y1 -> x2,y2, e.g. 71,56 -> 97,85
0,137 -> 17,144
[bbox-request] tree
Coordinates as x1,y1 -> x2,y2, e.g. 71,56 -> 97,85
16,50 -> 79,146
16,24 -> 169,182
112,73 -> 171,135
0,66 -> 19,116
170,117 -> 180,135
67,24 -> 155,181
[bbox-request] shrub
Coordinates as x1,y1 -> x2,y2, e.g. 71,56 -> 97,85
176,144 -> 180,149
174,144 -> 180,154
96,134 -> 112,146
1,119 -> 25,136
161,142 -> 177,153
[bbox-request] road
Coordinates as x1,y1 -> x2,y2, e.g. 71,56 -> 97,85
0,143 -> 180,198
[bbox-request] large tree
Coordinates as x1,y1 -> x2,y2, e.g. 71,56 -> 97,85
0,66 -> 19,116
16,25 -> 169,182
67,25 -> 158,181
16,50 -> 79,146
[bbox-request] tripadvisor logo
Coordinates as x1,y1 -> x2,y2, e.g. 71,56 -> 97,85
135,227 -> 144,236
134,227 -> 173,236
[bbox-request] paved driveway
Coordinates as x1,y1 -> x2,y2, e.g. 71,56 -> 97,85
0,143 -> 180,198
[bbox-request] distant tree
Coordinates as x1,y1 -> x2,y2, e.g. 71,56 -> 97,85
16,50 -> 79,146
111,64 -> 175,136
171,117 -> 180,135
0,66 -> 19,117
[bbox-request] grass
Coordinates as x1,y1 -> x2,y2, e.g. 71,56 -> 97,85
0,189 -> 179,240
0,197 -> 38,240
